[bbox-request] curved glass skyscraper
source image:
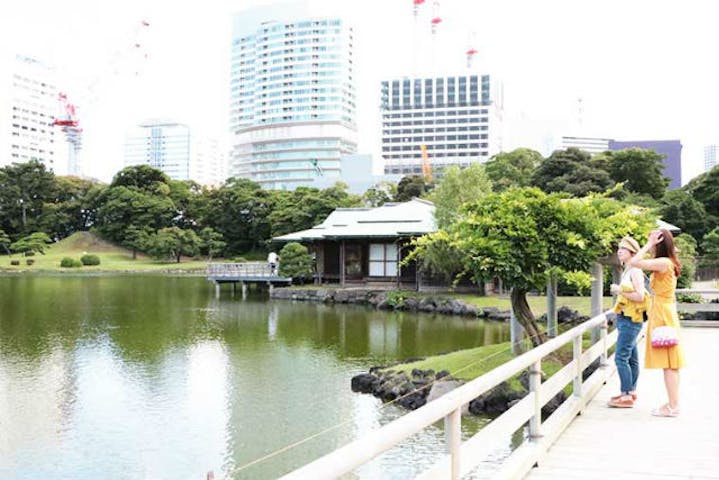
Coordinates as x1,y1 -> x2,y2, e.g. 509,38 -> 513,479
230,9 -> 357,190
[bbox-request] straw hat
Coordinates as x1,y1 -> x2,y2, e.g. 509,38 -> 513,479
618,236 -> 640,254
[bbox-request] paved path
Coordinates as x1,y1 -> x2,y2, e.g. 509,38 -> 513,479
526,327 -> 719,479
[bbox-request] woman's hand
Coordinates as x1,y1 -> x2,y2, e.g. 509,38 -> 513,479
610,283 -> 621,295
647,229 -> 664,247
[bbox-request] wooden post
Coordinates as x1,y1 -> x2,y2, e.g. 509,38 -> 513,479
445,408 -> 462,480
215,281 -> 220,299
232,282 -> 237,297
528,360 -> 543,439
510,296 -> 523,355
590,263 -> 603,344
573,335 -> 583,398
546,274 -> 558,338
396,240 -> 400,289
340,240 -> 346,287
241,282 -> 247,300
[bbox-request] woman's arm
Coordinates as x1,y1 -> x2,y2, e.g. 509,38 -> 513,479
622,268 -> 645,302
626,230 -> 668,272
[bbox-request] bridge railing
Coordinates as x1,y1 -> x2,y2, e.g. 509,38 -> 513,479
207,262 -> 274,278
281,311 -> 618,480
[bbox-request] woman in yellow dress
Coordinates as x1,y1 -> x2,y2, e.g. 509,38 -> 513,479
627,228 -> 685,417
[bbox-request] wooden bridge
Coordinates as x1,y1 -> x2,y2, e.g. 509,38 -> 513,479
279,288 -> 719,479
207,262 -> 292,298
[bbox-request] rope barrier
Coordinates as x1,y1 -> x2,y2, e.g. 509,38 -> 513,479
229,322 -> 556,475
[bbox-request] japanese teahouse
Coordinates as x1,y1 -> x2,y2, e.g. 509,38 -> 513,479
273,198 -> 436,287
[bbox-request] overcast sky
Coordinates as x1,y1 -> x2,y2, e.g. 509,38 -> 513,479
1,0 -> 715,183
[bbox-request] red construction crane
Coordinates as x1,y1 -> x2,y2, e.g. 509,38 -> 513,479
53,93 -> 83,175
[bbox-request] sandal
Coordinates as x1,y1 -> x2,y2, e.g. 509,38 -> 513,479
651,404 -> 679,417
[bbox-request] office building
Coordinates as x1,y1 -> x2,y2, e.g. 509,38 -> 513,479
0,54 -> 59,171
704,145 -> 718,173
229,8 -> 357,190
380,74 -> 503,175
559,136 -> 611,155
608,139 -> 682,190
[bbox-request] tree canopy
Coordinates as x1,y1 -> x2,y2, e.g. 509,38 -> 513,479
485,148 -> 543,192
428,163 -> 492,229
606,148 -> 669,199
532,148 -> 614,197
395,175 -> 432,202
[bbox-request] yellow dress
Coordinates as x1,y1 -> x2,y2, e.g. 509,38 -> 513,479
645,258 -> 686,369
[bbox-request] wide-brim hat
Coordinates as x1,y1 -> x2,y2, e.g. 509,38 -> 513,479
618,236 -> 640,254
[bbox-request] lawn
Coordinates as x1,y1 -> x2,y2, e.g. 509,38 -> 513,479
452,293 -> 614,317
1,232 -> 209,273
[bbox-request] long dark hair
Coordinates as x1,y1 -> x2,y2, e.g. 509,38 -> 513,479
655,228 -> 681,277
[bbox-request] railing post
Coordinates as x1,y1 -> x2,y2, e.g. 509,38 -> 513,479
590,263 -> 603,345
546,274 -> 558,338
600,314 -> 609,367
528,360 -> 543,439
444,408 -> 462,480
573,335 -> 583,397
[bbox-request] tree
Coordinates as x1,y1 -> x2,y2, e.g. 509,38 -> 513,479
657,190 -> 710,241
122,225 -> 153,260
674,234 -> 697,288
199,227 -> 226,260
110,165 -> 171,193
10,232 -> 53,255
278,242 -> 314,283
395,175 -> 431,202
95,186 -> 177,244
146,227 -> 201,263
700,227 -> 719,268
607,148 -> 669,199
38,176 -> 106,239
362,182 -> 396,207
428,163 -> 492,228
531,148 -> 614,197
0,229 -> 11,255
409,188 -> 654,347
685,165 -> 719,222
485,148 -> 543,192
0,160 -> 57,237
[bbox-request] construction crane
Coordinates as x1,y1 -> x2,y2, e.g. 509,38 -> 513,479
53,93 -> 83,176
420,144 -> 432,182
53,19 -> 151,176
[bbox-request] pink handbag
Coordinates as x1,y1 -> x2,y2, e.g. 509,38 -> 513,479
651,326 -> 679,348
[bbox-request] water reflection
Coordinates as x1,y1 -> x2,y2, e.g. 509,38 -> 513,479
0,276 -> 512,479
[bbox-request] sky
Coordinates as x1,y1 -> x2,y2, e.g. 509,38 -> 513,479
1,0 -> 716,183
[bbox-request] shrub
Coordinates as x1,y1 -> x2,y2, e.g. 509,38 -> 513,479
60,257 -> 82,268
81,254 -> 101,266
24,251 -> 35,257
10,260 -> 20,266
676,292 -> 703,304
278,242 -> 314,283
26,259 -> 35,265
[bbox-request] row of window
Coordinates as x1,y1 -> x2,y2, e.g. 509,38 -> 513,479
382,143 -> 489,151
384,134 -> 488,142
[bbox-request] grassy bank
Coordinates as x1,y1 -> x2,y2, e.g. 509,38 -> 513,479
451,293 -> 614,317
0,232 -> 209,273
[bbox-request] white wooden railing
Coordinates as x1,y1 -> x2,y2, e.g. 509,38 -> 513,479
281,311 -> 618,480
207,262 -> 275,278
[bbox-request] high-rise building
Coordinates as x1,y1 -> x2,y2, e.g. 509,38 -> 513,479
704,145 -> 718,173
124,120 -> 225,185
559,136 -> 611,155
229,10 -> 357,190
380,74 -> 503,176
0,54 -> 59,171
608,139 -> 683,189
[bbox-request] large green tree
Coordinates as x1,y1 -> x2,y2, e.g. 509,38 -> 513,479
395,175 -> 432,202
428,163 -> 492,228
674,234 -> 697,288
606,148 -> 669,199
146,227 -> 201,263
532,148 -> 614,197
685,165 -> 719,222
700,227 -> 719,267
410,188 -> 654,347
0,229 -> 11,255
95,186 -> 176,244
10,232 -> 53,255
485,148 -> 543,192
657,190 -> 710,241
0,160 -> 57,236
38,176 -> 106,239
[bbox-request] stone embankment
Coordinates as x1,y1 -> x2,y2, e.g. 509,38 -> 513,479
351,364 -> 568,417
271,287 -> 511,319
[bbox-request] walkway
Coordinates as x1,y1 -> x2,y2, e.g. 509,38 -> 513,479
526,326 -> 719,479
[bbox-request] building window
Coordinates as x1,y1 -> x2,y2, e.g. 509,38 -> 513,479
369,243 -> 398,276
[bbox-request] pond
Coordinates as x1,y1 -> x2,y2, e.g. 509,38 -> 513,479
0,275 -> 514,479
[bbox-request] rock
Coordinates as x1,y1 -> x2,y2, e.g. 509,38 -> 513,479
468,381 -> 527,415
351,373 -> 379,394
557,306 -> 588,324
487,310 -> 511,321
426,379 -> 469,415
